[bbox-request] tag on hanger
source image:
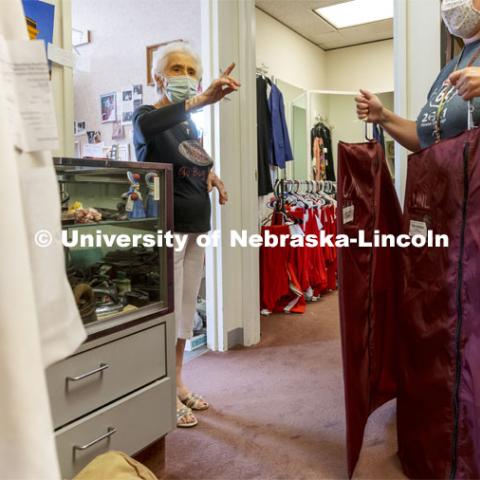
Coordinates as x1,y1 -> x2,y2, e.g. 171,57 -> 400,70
289,224 -> 304,237
343,205 -> 354,224
468,100 -> 475,130
409,220 -> 427,238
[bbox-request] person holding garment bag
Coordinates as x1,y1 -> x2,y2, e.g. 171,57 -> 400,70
355,0 -> 480,151
351,1 -> 480,478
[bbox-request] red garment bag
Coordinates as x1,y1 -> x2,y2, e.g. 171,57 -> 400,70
337,140 -> 402,478
398,128 -> 480,479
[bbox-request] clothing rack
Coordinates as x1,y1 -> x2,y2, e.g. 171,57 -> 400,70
256,62 -> 269,76
256,63 -> 275,84
260,178 -> 338,314
274,179 -> 336,212
313,114 -> 335,132
275,179 -> 336,195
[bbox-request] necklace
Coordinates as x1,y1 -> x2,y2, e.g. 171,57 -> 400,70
434,45 -> 480,143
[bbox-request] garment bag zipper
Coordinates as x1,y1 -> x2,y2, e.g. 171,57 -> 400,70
367,152 -> 379,407
449,142 -> 470,480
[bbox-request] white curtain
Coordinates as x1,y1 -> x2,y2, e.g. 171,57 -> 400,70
0,0 -> 86,478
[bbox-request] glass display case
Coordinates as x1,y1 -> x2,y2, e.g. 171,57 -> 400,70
54,158 -> 173,339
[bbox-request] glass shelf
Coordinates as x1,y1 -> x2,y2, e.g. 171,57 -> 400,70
62,218 -> 160,229
54,157 -> 173,339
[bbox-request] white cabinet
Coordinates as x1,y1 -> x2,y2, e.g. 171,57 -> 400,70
47,315 -> 176,478
50,159 -> 176,478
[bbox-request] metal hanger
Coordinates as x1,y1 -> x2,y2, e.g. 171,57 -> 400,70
365,122 -> 374,141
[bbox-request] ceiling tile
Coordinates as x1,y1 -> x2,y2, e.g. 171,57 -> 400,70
256,0 -> 393,50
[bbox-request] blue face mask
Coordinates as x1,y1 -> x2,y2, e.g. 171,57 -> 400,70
165,75 -> 198,103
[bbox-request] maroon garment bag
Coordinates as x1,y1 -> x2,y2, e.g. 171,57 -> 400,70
398,128 -> 480,479
337,140 -> 403,478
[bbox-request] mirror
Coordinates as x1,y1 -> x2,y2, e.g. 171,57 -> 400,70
276,85 -> 395,182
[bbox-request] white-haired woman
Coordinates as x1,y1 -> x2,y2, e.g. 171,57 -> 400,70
133,42 -> 240,428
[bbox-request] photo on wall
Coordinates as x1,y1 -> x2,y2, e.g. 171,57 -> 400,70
87,130 -> 102,144
22,0 -> 55,72
22,0 -> 55,45
133,84 -> 143,98
112,121 -> 125,140
75,121 -> 86,135
122,112 -> 133,124
146,39 -> 183,85
121,88 -> 134,124
100,92 -> 117,123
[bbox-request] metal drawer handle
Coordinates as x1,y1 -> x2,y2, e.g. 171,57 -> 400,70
67,363 -> 110,382
73,427 -> 117,452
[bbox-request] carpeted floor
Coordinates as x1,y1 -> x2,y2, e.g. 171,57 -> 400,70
164,292 -> 406,480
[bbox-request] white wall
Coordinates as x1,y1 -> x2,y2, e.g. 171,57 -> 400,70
256,7 -> 393,94
46,0 -> 73,157
255,8 -> 327,91
394,0 -> 441,204
72,0 -> 201,157
325,40 -> 394,93
202,0 -> 260,350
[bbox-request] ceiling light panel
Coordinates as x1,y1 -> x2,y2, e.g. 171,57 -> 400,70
314,0 -> 394,29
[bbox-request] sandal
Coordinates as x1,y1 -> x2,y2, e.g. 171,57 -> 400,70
176,406 -> 198,428
180,393 -> 209,411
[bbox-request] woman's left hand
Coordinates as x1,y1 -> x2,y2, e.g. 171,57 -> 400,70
448,67 -> 480,101
207,171 -> 228,205
200,63 -> 240,106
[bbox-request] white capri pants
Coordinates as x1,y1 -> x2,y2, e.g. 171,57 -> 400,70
173,233 -> 205,340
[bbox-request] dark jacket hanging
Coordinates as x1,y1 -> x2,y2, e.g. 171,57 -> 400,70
398,128 -> 480,480
337,140 -> 402,478
256,76 -> 274,196
268,84 -> 294,168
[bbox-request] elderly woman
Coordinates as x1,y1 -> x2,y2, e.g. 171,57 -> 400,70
133,42 -> 240,428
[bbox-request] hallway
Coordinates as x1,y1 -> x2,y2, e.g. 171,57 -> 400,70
164,293 -> 405,479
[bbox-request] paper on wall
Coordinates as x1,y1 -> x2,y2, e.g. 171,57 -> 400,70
83,142 -> 105,158
121,88 -> 133,124
0,36 -> 58,152
0,35 -> 23,149
47,42 -> 74,68
133,84 -> 143,109
133,84 -> 143,100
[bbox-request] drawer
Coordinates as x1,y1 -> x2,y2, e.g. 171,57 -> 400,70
55,379 -> 174,479
47,323 -> 166,429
